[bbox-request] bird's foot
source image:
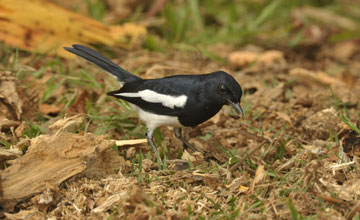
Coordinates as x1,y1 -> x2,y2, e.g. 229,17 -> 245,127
173,127 -> 200,152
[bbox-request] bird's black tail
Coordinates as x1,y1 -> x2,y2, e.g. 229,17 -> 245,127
64,44 -> 142,83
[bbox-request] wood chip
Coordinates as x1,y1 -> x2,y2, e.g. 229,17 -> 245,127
93,192 -> 126,213
0,132 -> 117,211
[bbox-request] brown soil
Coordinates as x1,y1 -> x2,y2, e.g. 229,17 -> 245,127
1,42 -> 360,219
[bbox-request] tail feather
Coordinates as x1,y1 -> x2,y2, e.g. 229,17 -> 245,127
64,44 -> 141,83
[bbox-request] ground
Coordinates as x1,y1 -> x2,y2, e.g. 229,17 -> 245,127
0,1 -> 360,219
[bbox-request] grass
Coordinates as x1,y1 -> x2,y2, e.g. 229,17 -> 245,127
331,91 -> 360,134
152,0 -> 360,49
84,0 -> 106,21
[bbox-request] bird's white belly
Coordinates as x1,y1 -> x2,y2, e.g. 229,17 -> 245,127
129,104 -> 182,130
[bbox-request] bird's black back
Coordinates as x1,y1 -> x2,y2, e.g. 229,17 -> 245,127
108,73 -> 226,127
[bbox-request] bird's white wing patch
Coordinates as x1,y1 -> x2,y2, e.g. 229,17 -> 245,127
116,89 -> 187,109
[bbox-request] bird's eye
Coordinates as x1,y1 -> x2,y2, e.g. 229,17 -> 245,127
218,84 -> 227,94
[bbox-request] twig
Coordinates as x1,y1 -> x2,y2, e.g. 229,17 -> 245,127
317,194 -> 343,204
115,139 -> 147,146
347,201 -> 360,220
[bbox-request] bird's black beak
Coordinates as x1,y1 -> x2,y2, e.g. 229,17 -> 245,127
227,100 -> 244,118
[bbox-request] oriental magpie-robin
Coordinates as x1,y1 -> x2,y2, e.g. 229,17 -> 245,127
64,45 -> 244,162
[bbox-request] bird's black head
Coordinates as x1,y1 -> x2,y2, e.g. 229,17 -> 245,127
208,71 -> 244,117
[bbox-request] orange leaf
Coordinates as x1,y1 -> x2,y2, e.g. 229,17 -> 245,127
0,0 -> 146,58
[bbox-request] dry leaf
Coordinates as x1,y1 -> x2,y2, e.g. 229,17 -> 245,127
341,71 -> 356,87
276,112 -> 292,124
228,49 -> 286,68
290,67 -> 342,87
250,164 -> 265,193
257,50 -> 285,65
228,51 -> 259,67
126,147 -> 137,159
0,0 -> 147,58
39,104 -> 61,115
181,149 -> 196,162
14,121 -> 26,137
331,41 -> 357,61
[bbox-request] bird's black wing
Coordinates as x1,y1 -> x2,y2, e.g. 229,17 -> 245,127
107,76 -> 200,116
108,73 -> 227,127
64,44 -> 141,83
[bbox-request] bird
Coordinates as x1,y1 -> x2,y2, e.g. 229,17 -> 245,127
64,44 -> 244,163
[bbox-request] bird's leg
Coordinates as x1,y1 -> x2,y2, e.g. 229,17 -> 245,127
173,127 -> 199,152
146,130 -> 163,165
